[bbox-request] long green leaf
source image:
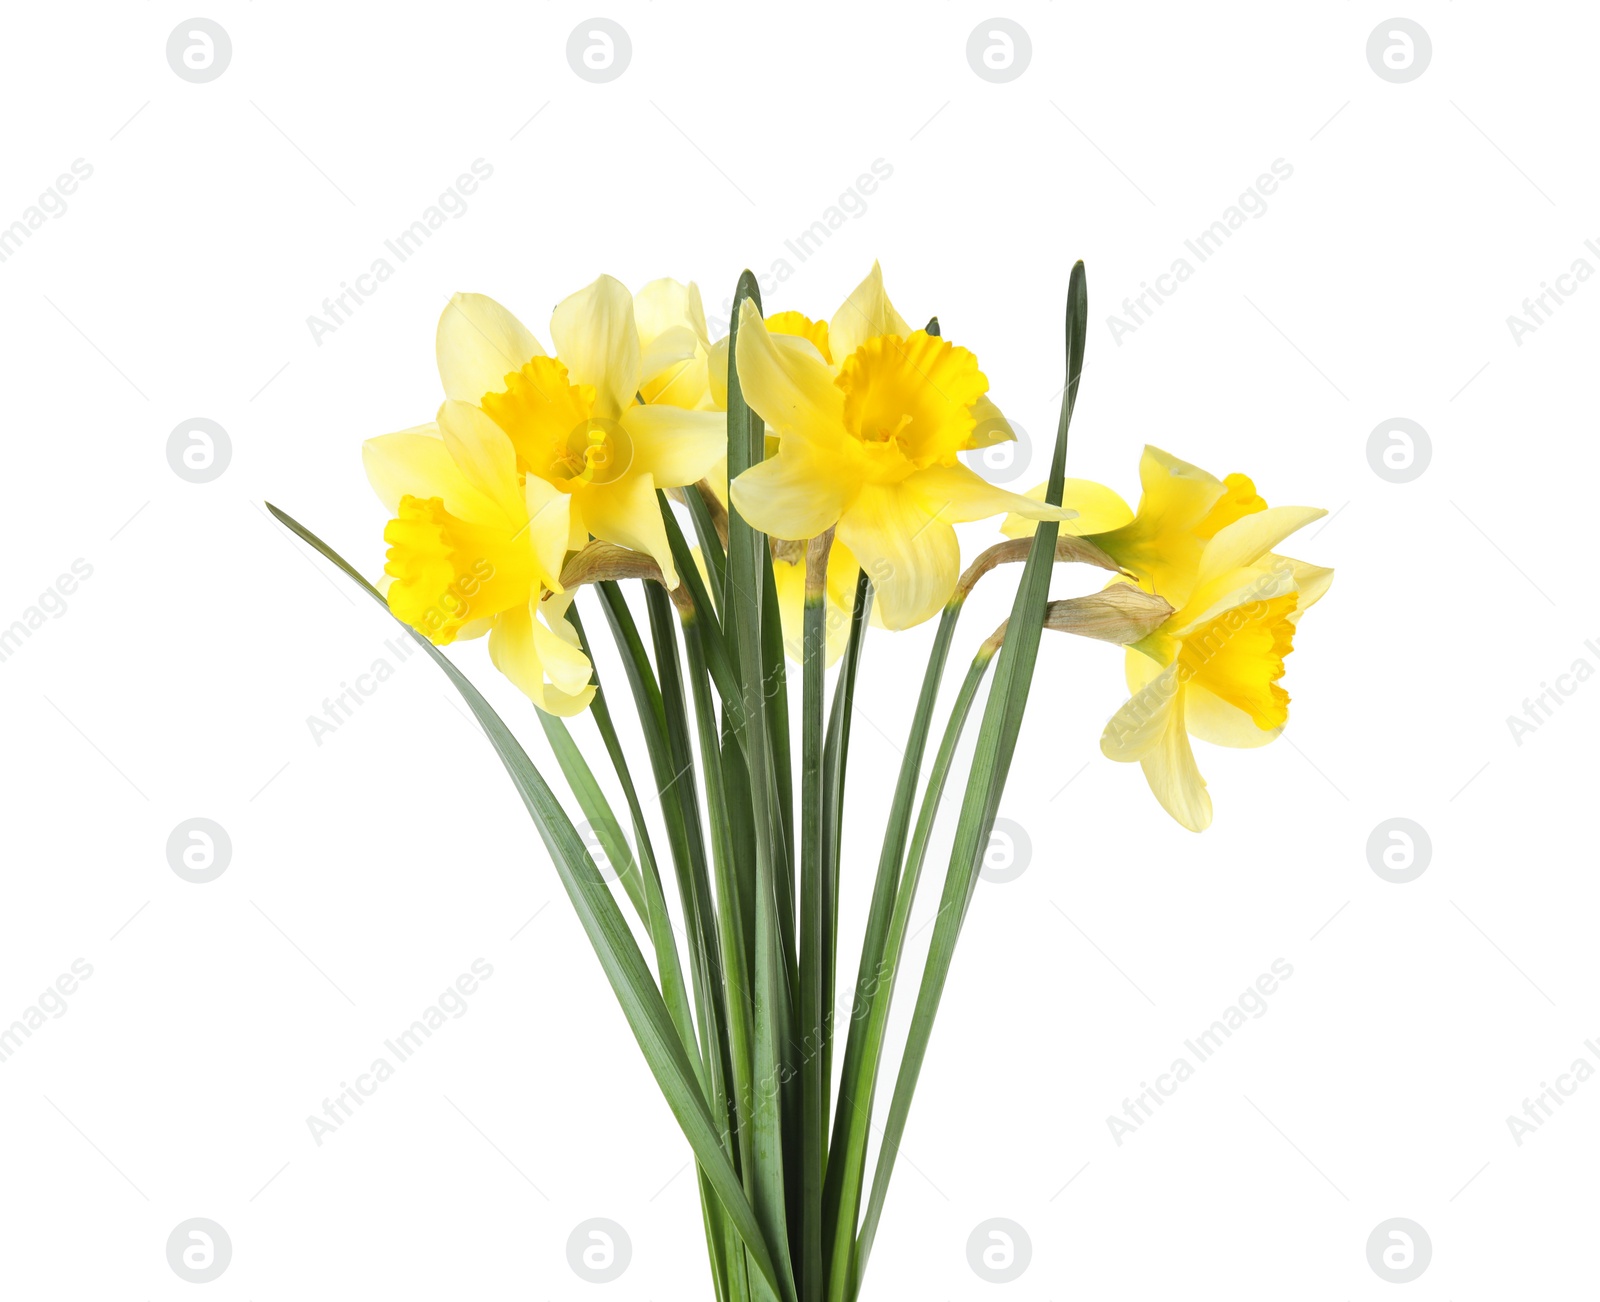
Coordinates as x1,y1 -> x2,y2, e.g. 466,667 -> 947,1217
798,543 -> 830,1299
263,504 -> 791,1302
722,272 -> 797,1299
852,261 -> 1089,1291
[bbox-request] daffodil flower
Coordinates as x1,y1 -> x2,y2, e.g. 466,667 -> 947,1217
362,408 -> 596,716
1099,505 -> 1333,831
1001,444 -> 1270,607
438,277 -> 726,589
728,264 -> 1073,629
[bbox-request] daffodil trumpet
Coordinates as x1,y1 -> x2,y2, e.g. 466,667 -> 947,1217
272,259 -> 1332,1301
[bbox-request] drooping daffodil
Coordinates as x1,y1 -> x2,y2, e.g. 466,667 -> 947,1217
728,264 -> 1074,629
1001,445 -> 1271,607
1004,445 -> 1332,829
1099,502 -> 1332,831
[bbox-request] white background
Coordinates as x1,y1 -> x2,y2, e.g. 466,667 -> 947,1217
2,3 -> 1595,1298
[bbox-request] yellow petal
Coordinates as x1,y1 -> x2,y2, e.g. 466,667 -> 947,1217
908,463 -> 1074,527
488,601 -> 595,716
707,335 -> 730,411
963,395 -> 1014,447
733,299 -> 848,444
577,470 -> 678,588
363,425 -> 503,526
1183,683 -> 1282,749
729,443 -> 852,541
1277,556 -> 1335,617
829,261 -> 912,361
1001,479 -> 1136,539
1196,505 -> 1326,586
1137,692 -> 1212,832
524,476 -> 573,592
531,603 -> 595,696
1101,660 -> 1180,762
635,278 -> 708,374
549,274 -> 641,420
1195,472 -> 1268,539
836,482 -> 959,630
620,403 -> 726,489
436,293 -> 543,405
437,400 -> 523,522
767,310 -> 833,365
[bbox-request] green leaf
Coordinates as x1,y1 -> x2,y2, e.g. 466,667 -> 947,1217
263,504 -> 792,1302
798,550 -> 830,1300
852,261 -> 1090,1292
722,272 -> 797,1296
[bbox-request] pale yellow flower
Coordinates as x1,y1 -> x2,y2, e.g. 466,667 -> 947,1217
437,278 -> 726,588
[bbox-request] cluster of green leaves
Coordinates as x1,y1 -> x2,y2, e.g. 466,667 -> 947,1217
267,261 -> 1088,1301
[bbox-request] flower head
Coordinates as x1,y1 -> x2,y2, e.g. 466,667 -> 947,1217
728,264 -> 1072,629
1097,492 -> 1333,831
363,410 -> 594,716
437,279 -> 726,589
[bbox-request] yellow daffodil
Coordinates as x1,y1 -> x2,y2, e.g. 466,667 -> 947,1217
1001,445 -> 1270,607
1100,503 -> 1332,831
1005,445 -> 1332,829
438,277 -> 726,589
728,264 -> 1073,629
362,410 -> 596,716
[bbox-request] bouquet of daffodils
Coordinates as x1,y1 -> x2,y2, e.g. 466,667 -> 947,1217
273,261 -> 1331,1300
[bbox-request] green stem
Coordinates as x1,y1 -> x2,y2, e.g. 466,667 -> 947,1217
798,540 -> 831,1300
